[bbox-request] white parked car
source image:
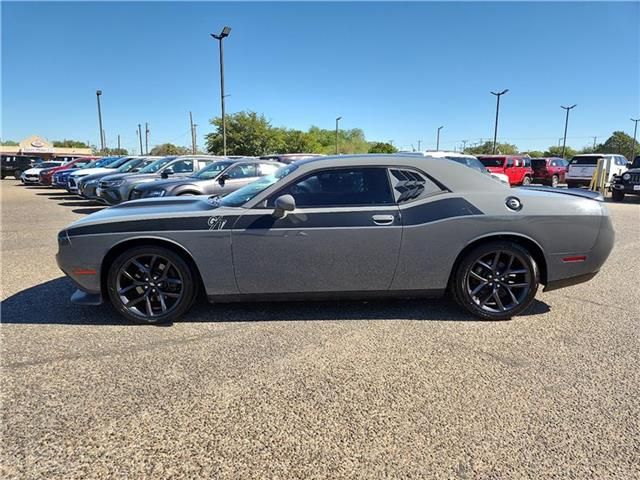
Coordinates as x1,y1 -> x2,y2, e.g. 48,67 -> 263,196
20,161 -> 64,184
400,151 -> 511,186
566,154 -> 628,188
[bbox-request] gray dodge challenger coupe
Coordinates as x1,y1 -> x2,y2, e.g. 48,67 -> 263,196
57,154 -> 614,324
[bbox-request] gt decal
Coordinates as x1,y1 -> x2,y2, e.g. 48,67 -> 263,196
208,216 -> 228,230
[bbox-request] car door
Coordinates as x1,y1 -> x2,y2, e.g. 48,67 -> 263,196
231,166 -> 402,294
504,158 -> 517,184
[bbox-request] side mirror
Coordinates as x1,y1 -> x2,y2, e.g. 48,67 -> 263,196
161,168 -> 174,179
272,194 -> 296,219
218,174 -> 228,186
628,162 -> 633,168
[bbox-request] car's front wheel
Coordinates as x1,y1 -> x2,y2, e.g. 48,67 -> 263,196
13,170 -> 22,180
107,246 -> 196,324
611,189 -> 625,202
452,241 -> 540,320
521,176 -> 532,186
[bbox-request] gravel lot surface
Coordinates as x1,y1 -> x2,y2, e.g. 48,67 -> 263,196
1,180 -> 639,479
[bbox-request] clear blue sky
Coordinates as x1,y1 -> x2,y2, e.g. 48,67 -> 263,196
2,1 -> 639,153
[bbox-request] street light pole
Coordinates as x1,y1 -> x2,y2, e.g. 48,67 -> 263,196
631,118 -> 640,162
145,122 -> 149,155
561,104 -> 577,159
490,89 -> 508,154
96,90 -> 105,151
211,26 -> 231,156
335,116 -> 342,154
137,124 -> 143,155
436,126 -> 444,151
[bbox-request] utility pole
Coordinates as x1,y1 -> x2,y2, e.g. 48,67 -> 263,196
117,134 -> 121,151
561,104 -> 577,159
592,136 -> 597,149
211,26 -> 231,155
102,129 -> 106,150
96,90 -> 105,151
417,140 -> 421,151
491,89 -> 509,154
145,123 -> 150,155
631,118 -> 640,161
190,112 -> 197,154
436,126 -> 444,151
137,124 -> 143,155
335,116 -> 342,154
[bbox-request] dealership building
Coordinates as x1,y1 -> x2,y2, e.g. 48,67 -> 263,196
0,135 -> 92,160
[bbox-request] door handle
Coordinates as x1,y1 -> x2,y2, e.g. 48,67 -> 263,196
372,214 -> 395,225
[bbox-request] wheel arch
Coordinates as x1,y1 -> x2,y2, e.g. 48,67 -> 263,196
448,233 -> 548,288
100,236 -> 205,299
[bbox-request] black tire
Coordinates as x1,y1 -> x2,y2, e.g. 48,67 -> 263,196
106,246 -> 197,324
521,176 -> 532,186
13,170 -> 22,180
177,191 -> 197,196
451,241 -> 540,321
611,189 -> 625,202
566,181 -> 579,189
551,175 -> 559,188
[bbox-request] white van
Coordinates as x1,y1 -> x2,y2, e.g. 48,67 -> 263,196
566,154 -> 628,188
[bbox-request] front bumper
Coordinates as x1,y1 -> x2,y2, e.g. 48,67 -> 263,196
611,183 -> 640,195
97,186 -> 127,205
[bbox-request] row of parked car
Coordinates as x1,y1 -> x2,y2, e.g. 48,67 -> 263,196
16,150 -> 640,203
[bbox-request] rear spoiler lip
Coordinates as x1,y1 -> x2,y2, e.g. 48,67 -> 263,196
516,186 -> 604,202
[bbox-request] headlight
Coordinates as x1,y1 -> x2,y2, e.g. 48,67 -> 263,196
145,190 -> 166,197
103,179 -> 124,187
622,173 -> 631,181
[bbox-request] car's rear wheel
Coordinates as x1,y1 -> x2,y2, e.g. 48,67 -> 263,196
551,175 -> 559,188
611,189 -> 625,202
452,241 -> 539,320
522,176 -> 532,186
13,170 -> 22,180
107,246 -> 196,324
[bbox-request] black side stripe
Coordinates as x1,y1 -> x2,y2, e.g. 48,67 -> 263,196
66,198 -> 483,237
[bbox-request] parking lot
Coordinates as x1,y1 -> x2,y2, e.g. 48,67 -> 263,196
1,180 -> 639,478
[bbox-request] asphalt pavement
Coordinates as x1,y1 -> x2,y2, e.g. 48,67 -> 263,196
1,180 -> 639,479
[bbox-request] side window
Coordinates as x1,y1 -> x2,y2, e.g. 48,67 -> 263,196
171,160 -> 193,173
506,159 -> 514,168
226,164 -> 256,178
257,163 -> 279,176
197,160 -> 210,170
389,169 -> 442,203
270,167 -> 393,207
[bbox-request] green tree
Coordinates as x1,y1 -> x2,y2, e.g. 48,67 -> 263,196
0,139 -> 18,146
368,142 -> 397,154
100,147 -> 129,155
544,145 -> 577,159
206,111 -> 280,156
465,141 -> 519,155
52,139 -> 89,148
523,150 -> 544,158
594,131 -> 635,160
149,143 -> 190,156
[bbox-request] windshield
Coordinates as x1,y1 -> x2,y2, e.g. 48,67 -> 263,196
215,164 -> 299,207
570,156 -> 601,165
117,159 -> 142,173
447,156 -> 486,174
478,157 -> 505,167
105,157 -> 132,169
87,157 -> 119,168
193,161 -> 233,179
138,157 -> 173,173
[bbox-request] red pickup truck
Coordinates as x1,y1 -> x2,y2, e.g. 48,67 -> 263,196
477,155 -> 533,186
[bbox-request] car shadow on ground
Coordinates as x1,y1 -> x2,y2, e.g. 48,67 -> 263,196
1,277 -> 551,326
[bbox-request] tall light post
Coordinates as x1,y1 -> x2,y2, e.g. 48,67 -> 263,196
436,126 -> 444,151
631,118 -> 640,162
561,104 -> 577,159
137,124 -> 143,155
145,122 -> 150,155
491,89 -> 508,154
96,90 -> 105,151
335,116 -> 342,154
211,26 -> 231,156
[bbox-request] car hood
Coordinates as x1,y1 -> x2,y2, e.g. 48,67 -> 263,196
78,171 -> 116,183
134,177 -> 202,190
71,167 -> 115,177
66,196 -> 243,232
24,167 -> 46,174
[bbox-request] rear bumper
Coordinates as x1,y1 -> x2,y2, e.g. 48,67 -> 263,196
543,272 -> 598,292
